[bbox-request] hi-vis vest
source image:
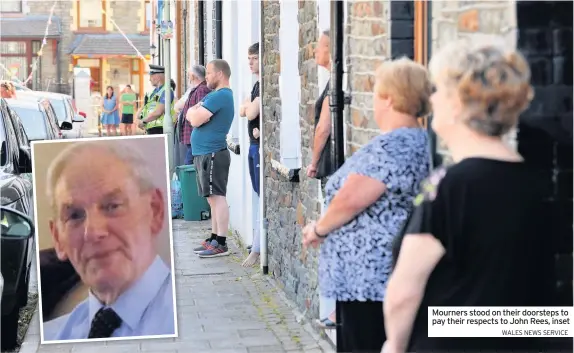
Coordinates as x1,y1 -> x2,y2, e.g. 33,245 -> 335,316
142,85 -> 176,130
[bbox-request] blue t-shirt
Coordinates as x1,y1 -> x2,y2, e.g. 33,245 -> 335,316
191,88 -> 234,156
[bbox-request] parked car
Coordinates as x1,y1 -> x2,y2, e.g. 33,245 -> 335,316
5,98 -> 70,141
16,91 -> 85,139
0,97 -> 34,351
0,208 -> 35,351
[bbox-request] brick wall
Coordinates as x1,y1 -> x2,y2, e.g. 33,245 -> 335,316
515,1 -> 573,306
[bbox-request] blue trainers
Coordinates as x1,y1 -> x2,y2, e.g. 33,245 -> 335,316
198,240 -> 230,258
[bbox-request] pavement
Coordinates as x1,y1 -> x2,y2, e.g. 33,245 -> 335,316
19,220 -> 334,353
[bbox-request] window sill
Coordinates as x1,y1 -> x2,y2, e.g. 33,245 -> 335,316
74,29 -> 108,34
270,159 -> 299,183
0,13 -> 25,18
227,139 -> 240,155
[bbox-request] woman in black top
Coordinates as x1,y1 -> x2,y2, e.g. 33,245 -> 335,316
382,37 -> 557,353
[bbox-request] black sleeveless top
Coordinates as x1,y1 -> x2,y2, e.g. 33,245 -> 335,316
314,81 -> 333,178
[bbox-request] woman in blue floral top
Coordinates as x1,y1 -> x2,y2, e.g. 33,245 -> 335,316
302,57 -> 432,352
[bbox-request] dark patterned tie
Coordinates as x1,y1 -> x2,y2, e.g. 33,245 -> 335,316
88,308 -> 122,339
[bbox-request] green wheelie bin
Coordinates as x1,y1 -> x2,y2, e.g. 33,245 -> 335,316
176,165 -> 210,221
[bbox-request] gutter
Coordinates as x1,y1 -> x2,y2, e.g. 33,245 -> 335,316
215,0 -> 223,59
56,39 -> 62,93
198,0 -> 205,66
260,1 -> 268,275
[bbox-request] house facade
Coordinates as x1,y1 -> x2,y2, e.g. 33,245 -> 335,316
162,0 -> 262,249
0,0 -> 152,97
261,0 -> 573,335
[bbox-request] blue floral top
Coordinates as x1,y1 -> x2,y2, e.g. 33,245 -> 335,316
319,127 -> 430,301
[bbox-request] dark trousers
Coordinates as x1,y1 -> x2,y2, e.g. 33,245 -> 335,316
147,127 -> 163,135
184,144 -> 193,165
336,300 -> 386,353
248,143 -> 260,196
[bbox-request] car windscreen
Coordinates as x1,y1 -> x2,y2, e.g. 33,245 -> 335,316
10,106 -> 48,141
48,98 -> 67,124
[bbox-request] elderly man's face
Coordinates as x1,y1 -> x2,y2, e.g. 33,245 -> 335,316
49,150 -> 164,292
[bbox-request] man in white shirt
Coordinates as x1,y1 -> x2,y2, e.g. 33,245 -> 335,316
42,140 -> 175,341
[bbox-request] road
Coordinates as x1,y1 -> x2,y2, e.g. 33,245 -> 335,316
18,220 -> 333,353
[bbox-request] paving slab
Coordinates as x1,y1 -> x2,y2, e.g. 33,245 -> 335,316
20,220 -> 333,352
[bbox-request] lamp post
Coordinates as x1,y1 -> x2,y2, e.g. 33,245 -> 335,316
150,44 -> 157,60
162,0 -> 174,175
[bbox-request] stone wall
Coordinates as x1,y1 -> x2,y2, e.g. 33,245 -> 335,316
262,0 -> 323,318
28,0 -> 74,93
345,0 -> 391,153
27,0 -> 147,94
431,0 -> 517,163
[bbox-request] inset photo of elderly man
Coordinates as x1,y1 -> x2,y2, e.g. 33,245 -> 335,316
30,136 -> 177,343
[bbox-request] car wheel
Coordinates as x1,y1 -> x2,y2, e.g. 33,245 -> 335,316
1,305 -> 20,351
17,266 -> 30,308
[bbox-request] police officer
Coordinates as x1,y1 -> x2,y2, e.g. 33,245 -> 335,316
137,64 -> 176,135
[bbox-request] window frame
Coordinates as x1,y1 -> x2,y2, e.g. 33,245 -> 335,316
0,0 -> 23,14
77,0 -> 106,31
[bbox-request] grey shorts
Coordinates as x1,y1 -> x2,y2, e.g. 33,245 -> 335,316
193,149 -> 231,197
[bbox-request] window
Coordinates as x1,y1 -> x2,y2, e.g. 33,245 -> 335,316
78,0 -> 105,30
47,99 -> 67,124
11,107 -> 48,142
0,1 -> 22,13
0,42 -> 26,55
0,111 -> 8,167
278,0 -> 302,170
145,0 -> 152,31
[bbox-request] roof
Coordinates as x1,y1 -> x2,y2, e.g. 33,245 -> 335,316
0,15 -> 62,38
5,99 -> 41,110
68,34 -> 149,56
17,91 -> 70,100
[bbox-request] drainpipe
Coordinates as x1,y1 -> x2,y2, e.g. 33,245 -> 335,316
330,1 -> 345,343
198,0 -> 205,66
330,1 -> 345,169
260,1 -> 268,275
157,31 -> 162,66
163,0 -> 174,175
182,6 -> 188,91
56,39 -> 62,94
214,0 -> 222,59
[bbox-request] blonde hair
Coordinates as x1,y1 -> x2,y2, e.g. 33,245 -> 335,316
374,57 -> 432,117
429,36 -> 534,136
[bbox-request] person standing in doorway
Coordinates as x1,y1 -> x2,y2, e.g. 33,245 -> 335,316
175,65 -> 211,165
100,86 -> 120,137
239,42 -> 261,267
120,85 -> 137,136
136,65 -> 176,135
308,29 -> 337,330
187,60 -> 234,258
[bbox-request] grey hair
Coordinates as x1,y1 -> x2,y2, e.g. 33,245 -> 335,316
322,29 -> 330,37
46,140 -> 157,213
190,65 -> 206,80
429,35 -> 533,137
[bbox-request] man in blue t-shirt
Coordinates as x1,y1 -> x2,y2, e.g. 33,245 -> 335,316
186,59 -> 234,258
